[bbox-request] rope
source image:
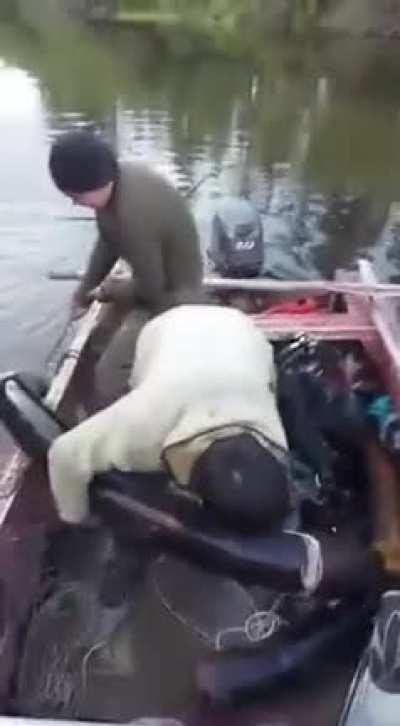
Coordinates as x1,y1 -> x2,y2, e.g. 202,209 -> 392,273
215,594 -> 287,651
44,316 -> 75,372
151,566 -> 287,652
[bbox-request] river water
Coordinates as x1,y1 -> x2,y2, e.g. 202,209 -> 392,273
1,14 -> 400,370
1,13 -> 398,724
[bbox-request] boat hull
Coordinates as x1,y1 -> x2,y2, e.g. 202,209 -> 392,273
0,259 -> 399,723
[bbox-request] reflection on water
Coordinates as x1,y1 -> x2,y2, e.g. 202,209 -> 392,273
0,12 -> 400,367
0,11 -> 399,724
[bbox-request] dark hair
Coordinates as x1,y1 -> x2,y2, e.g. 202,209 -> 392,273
49,131 -> 118,194
190,433 -> 290,533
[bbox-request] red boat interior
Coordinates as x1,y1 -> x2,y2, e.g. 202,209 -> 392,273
0,287 -> 398,725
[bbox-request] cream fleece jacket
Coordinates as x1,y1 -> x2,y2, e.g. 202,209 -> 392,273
48,305 -> 287,523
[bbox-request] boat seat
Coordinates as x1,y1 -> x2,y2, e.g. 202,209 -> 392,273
0,371 -> 204,517
0,373 -> 384,599
0,372 -> 64,458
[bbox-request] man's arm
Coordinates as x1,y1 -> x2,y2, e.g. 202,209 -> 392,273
134,231 -> 204,313
48,387 -> 152,524
162,203 -> 203,309
130,234 -> 167,312
75,235 -> 117,306
121,187 -> 203,313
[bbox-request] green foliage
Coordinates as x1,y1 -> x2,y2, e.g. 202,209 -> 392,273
117,0 -> 324,36
4,0 -> 400,201
0,0 -> 18,22
0,19 -> 129,121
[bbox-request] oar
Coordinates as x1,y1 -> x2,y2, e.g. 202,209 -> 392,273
47,268 -> 400,298
48,270 -> 84,281
204,276 -> 400,298
44,314 -> 76,370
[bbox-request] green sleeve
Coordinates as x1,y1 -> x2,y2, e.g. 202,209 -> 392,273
165,209 -> 203,290
119,181 -> 203,313
129,227 -> 167,312
77,235 -> 118,302
159,203 -> 203,309
131,226 -> 203,313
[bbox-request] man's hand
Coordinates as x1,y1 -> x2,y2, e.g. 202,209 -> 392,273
70,290 -> 90,320
91,277 -> 136,309
70,278 -> 135,320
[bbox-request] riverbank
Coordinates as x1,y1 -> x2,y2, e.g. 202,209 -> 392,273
91,10 -> 181,27
85,1 -> 400,40
320,0 -> 400,39
87,8 -> 236,36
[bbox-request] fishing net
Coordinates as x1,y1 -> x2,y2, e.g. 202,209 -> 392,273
17,335 -> 359,720
15,581 -> 132,719
149,555 -> 288,652
15,549 -> 290,721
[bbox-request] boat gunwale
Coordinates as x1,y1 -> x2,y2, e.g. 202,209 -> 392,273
0,258 -> 397,725
1,259 -> 396,502
2,258 -> 399,514
0,302 -> 103,525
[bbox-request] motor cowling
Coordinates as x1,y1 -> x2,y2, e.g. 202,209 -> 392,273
209,197 -> 264,278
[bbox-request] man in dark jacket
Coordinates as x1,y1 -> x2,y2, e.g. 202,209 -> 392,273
49,131 -> 203,408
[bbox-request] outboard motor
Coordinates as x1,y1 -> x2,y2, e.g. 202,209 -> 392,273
209,197 -> 264,278
338,590 -> 400,726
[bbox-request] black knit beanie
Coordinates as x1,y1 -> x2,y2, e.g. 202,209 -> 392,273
49,131 -> 118,194
190,433 -> 290,533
